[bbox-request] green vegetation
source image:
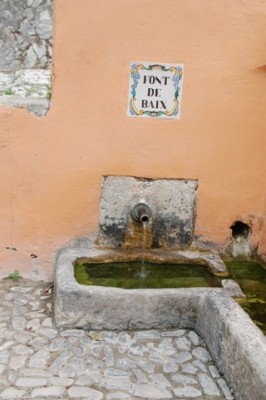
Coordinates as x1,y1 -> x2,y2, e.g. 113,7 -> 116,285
4,88 -> 14,95
74,261 -> 222,289
46,83 -> 52,100
7,270 -> 20,281
225,261 -> 266,335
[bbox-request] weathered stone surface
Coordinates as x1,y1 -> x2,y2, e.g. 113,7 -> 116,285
0,0 -> 52,69
172,374 -> 197,385
198,373 -> 221,396
0,95 -> 50,117
68,386 -> 103,399
31,386 -> 65,398
217,378 -> 234,400
196,291 -> 266,400
0,388 -> 26,399
192,347 -> 211,362
188,330 -> 201,346
9,356 -> 27,370
182,362 -> 198,375
28,350 -> 50,368
173,386 -> 202,398
16,377 -> 48,387
98,176 -> 198,248
0,278 -> 253,400
171,351 -> 192,364
133,383 -> 172,399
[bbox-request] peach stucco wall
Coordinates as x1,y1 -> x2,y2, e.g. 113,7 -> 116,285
0,0 -> 266,279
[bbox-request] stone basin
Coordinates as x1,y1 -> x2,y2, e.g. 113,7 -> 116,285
54,236 -> 266,400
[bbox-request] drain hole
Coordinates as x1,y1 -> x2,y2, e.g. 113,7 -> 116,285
230,221 -> 251,240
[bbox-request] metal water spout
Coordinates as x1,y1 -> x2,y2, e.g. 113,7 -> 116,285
131,203 -> 152,224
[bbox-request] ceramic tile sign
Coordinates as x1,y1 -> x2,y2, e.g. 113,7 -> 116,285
128,61 -> 184,119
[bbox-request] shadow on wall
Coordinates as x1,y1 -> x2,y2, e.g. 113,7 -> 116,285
230,221 -> 251,258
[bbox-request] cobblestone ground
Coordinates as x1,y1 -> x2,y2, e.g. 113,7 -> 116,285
0,279 -> 234,400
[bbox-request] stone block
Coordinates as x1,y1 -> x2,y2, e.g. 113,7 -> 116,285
98,176 -> 198,249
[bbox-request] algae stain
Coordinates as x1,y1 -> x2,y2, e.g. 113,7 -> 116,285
74,259 -> 266,335
225,261 -> 266,335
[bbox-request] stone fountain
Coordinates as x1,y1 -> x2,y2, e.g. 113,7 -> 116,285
54,175 -> 266,400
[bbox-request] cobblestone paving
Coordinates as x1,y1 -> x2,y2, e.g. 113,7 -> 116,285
0,279 -> 235,400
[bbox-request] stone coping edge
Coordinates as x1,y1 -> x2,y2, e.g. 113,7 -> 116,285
54,245 -> 266,399
0,96 -> 50,117
196,292 -> 266,400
